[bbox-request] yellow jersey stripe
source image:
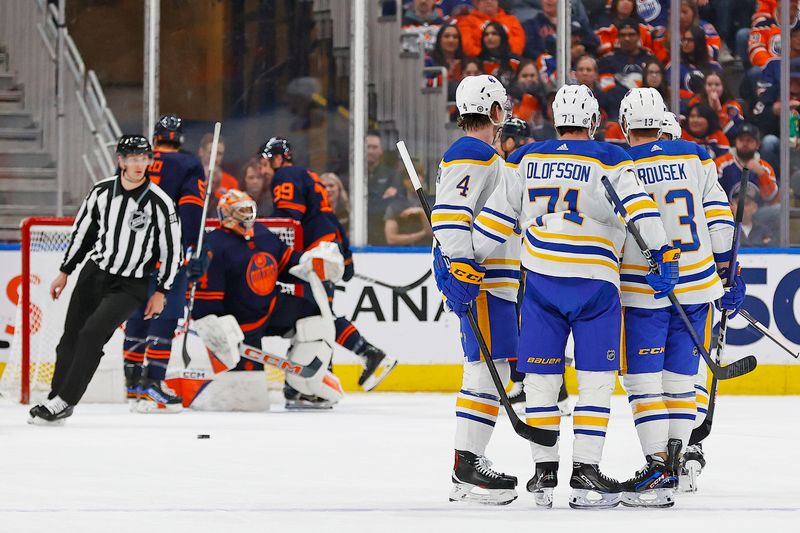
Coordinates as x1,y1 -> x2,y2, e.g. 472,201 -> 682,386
529,226 -> 620,254
704,208 -> 733,218
627,198 -> 659,215
431,213 -> 471,223
526,242 -> 620,272
573,415 -> 609,427
481,281 -> 521,289
633,401 -> 669,414
621,255 -> 714,273
673,277 -> 719,295
664,400 -> 696,410
483,258 -> 522,266
518,152 -> 631,170
476,214 -> 515,236
456,397 -> 500,417
527,416 -> 561,426
441,154 -> 499,168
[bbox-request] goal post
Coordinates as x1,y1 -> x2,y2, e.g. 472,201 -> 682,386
4,216 -> 303,405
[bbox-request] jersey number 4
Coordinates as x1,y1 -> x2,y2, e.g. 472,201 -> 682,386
456,175 -> 470,197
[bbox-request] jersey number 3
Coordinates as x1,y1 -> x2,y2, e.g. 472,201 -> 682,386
456,175 -> 470,197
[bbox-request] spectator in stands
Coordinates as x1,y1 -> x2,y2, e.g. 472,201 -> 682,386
425,23 -> 466,100
199,134 -> 239,212
594,0 -> 654,58
743,0 -> 798,102
401,0 -> 448,53
366,131 -> 400,244
574,54 -> 626,122
642,59 -> 670,104
383,161 -> 433,246
687,71 -> 744,141
478,22 -> 521,85
524,0 -> 598,60
667,25 -> 722,103
456,0 -> 525,57
681,102 -> 731,159
240,158 -> 272,217
321,172 -> 351,228
729,181 -> 775,247
679,0 -> 722,60
716,123 -> 779,206
598,18 -> 656,92
531,88 -> 559,141
462,57 -> 484,77
508,59 -> 545,125
438,0 -> 473,17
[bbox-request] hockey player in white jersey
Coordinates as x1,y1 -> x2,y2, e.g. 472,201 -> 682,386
660,111 -> 681,140
465,84 -> 678,509
615,88 -> 745,507
430,74 -> 522,505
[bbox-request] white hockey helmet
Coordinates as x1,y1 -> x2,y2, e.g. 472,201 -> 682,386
661,111 -> 682,140
455,74 -> 509,125
619,87 -> 665,141
552,84 -> 600,138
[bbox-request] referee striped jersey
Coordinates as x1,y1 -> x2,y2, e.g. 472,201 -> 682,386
60,175 -> 182,292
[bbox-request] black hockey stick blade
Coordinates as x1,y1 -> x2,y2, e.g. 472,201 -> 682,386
600,176 -> 756,380
354,269 -> 432,293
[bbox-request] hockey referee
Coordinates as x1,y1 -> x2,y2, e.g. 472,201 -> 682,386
28,135 -> 182,425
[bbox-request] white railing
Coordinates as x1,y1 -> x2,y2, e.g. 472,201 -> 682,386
0,0 -> 121,211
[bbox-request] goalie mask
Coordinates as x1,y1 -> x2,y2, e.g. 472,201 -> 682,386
218,190 -> 257,238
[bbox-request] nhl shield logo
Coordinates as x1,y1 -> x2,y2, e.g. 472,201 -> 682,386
128,209 -> 150,232
607,349 -> 616,361
692,346 -> 699,357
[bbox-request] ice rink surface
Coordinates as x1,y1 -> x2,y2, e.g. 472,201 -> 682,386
1,393 -> 797,533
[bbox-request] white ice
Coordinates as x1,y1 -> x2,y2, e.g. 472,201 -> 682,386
1,394 -> 797,533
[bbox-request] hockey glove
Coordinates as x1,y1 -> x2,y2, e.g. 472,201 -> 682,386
292,241 -> 345,283
716,263 -> 746,318
186,247 -> 212,283
433,248 -> 484,317
645,246 -> 680,299
343,260 -> 354,282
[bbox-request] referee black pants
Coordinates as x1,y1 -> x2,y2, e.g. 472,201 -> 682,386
49,261 -> 149,405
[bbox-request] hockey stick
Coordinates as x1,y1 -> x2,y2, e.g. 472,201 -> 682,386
601,176 -> 756,380
689,169 -> 749,443
239,344 -> 323,377
181,121 -> 222,367
354,269 -> 432,293
397,140 -> 557,447
739,309 -> 800,359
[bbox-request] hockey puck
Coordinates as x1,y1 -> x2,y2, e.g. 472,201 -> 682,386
197,434 -> 210,439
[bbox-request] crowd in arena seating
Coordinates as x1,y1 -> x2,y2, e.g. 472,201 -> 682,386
392,0 -> 800,246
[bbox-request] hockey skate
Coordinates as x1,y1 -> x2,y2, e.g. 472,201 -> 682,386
124,362 -> 142,410
358,342 -> 397,392
449,450 -> 518,505
621,456 -> 676,508
679,443 -> 706,493
284,385 -> 334,410
28,397 -> 73,426
136,378 -> 183,413
526,461 -> 558,508
569,462 -> 621,509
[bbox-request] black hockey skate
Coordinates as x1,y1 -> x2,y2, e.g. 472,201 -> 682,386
679,443 -> 706,493
450,450 -> 518,505
124,362 -> 143,408
569,462 -> 621,509
136,377 -> 183,413
28,397 -> 73,426
357,342 -> 397,392
621,456 -> 676,508
526,461 -> 559,508
284,384 -> 334,410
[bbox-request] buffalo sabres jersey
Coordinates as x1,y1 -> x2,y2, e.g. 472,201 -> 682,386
472,139 -> 668,288
621,140 -> 734,308
433,136 -> 521,302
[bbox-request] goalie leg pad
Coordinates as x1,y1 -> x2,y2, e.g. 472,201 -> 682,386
454,360 -> 508,456
663,370 -> 697,456
193,315 -> 243,371
284,315 -> 343,403
524,372 -> 562,464
622,371 -> 669,457
573,370 -> 615,465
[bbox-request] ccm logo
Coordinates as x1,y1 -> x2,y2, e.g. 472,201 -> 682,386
452,268 -> 482,283
638,347 -> 665,355
242,347 -> 304,375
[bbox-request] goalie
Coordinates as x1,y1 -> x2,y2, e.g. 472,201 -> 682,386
186,190 -> 346,409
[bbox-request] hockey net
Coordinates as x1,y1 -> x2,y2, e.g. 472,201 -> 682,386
1,216 -> 303,404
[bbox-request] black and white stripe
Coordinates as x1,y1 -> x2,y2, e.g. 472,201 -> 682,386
61,175 -> 182,292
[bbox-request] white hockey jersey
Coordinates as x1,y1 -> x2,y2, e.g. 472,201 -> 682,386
472,139 -> 668,288
433,136 -> 521,303
621,140 -> 734,308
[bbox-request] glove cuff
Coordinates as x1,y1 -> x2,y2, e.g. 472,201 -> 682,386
653,246 -> 680,263
449,259 -> 485,284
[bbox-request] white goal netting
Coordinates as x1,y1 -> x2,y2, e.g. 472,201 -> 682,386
0,217 -> 302,404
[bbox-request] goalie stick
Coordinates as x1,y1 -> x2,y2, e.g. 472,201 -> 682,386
354,270 -> 432,293
181,121 -> 222,367
690,169 -> 750,444
397,140 -> 558,447
601,176 -> 757,381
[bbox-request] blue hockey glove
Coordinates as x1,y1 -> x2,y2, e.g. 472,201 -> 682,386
432,247 -> 484,317
645,246 -> 680,299
186,247 -> 212,283
716,263 -> 746,318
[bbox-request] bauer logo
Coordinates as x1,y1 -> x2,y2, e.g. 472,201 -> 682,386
607,349 -> 616,361
526,356 -> 562,365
